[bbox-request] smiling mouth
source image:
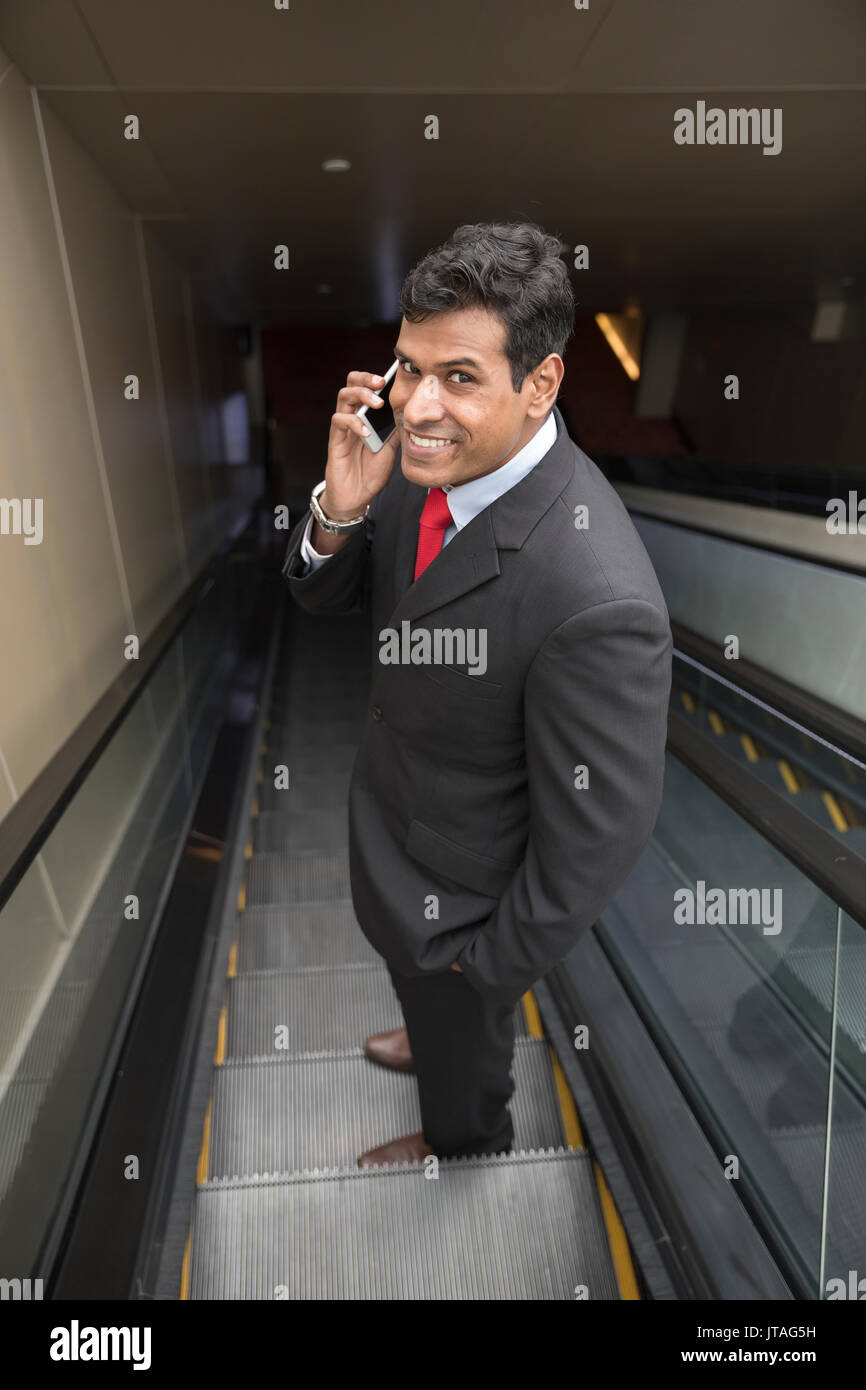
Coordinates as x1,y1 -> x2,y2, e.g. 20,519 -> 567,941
404,429 -> 458,451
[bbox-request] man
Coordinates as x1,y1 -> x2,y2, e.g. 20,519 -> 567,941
282,222 -> 672,1167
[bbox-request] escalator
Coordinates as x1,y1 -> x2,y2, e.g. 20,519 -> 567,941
2,513 -> 864,1302
182,600 -> 623,1300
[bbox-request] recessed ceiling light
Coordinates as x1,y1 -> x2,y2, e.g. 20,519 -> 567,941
322,158 -> 351,172
316,284 -> 333,294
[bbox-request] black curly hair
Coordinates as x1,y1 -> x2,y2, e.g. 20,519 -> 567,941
399,222 -> 575,392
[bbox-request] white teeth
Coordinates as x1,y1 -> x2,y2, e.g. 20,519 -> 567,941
408,432 -> 452,448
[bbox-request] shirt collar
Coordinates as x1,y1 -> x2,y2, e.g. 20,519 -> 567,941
440,411 -> 558,531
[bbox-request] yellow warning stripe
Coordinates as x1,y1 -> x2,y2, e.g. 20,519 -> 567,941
524,989 -> 639,1301
739,733 -> 759,763
680,690 -> 696,713
594,1161 -> 640,1300
551,1049 -> 584,1149
195,1098 -> 212,1185
708,710 -> 725,736
822,791 -> 848,832
777,759 -> 799,793
244,836 -> 253,861
521,989 -> 544,1039
179,1230 -> 191,1300
213,1003 -> 227,1065
226,939 -> 238,978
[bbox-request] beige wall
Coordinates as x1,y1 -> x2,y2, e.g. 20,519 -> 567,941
0,43 -> 249,822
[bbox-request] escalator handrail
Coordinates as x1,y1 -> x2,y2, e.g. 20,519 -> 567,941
671,620 -> 866,770
0,507 -> 258,915
668,709 -> 866,936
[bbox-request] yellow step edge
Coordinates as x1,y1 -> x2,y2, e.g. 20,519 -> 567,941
213,1003 -> 227,1065
739,733 -> 760,763
195,1097 -> 213,1185
550,1048 -> 585,1150
226,940 -> 238,979
524,989 -> 640,1302
237,876 -> 246,912
244,837 -> 253,861
521,989 -> 544,1039
708,709 -> 725,736
179,1229 -> 191,1300
594,1160 -> 641,1300
680,690 -> 696,713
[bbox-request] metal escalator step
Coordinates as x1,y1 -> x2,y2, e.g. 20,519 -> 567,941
246,850 -> 351,906
261,746 -> 358,776
255,776 -> 351,814
270,683 -> 369,708
208,1038 -> 564,1177
226,965 -> 402,1056
190,1149 -> 618,1299
253,808 -> 348,853
236,902 -> 378,971
225,965 -> 528,1057
263,720 -> 362,748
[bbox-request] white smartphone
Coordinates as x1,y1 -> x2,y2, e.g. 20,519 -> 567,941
355,357 -> 400,453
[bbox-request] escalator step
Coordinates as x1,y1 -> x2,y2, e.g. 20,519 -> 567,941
207,1038 -> 564,1177
260,746 -> 357,776
246,851 -> 351,905
225,964 -> 529,1057
236,902 -> 377,971
255,775 -> 351,814
226,965 -> 402,1056
190,1150 -> 618,1300
253,808 -> 348,853
263,721 -> 363,749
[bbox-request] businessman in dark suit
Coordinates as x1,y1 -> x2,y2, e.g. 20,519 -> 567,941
282,222 -> 672,1167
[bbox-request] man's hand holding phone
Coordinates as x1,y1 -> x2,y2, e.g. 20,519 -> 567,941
312,365 -> 402,553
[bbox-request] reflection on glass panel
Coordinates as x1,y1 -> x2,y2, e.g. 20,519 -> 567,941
672,652 -> 866,862
822,910 -> 866,1299
598,751 -> 848,1293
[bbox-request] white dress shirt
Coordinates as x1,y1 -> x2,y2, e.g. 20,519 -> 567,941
299,410 -> 558,572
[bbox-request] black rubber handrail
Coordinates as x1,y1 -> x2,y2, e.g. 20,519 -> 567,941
668,709 -> 866,935
623,496 -> 866,577
671,620 -> 866,771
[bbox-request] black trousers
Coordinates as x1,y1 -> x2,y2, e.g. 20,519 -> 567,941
386,962 -> 517,1158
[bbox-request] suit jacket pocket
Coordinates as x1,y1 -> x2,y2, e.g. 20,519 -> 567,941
421,665 -> 502,699
406,819 -> 517,897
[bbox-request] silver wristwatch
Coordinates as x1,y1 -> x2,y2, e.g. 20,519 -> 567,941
309,480 -> 369,534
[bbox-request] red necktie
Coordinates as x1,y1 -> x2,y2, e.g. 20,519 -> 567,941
413,487 -> 453,580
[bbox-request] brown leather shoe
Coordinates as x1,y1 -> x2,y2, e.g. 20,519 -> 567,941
358,1131 -> 434,1168
364,1025 -> 415,1073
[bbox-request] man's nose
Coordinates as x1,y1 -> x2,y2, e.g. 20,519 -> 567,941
401,374 -> 445,424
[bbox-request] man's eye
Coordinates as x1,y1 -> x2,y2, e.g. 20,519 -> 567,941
450,371 -> 474,385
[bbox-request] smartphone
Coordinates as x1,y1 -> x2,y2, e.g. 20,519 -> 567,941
356,357 -> 399,453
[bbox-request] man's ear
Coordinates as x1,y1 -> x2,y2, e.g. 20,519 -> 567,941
527,354 -> 564,418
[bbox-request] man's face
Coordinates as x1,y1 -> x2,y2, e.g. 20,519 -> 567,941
389,306 -> 554,488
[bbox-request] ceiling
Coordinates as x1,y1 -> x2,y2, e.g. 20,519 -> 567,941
2,0 -> 865,325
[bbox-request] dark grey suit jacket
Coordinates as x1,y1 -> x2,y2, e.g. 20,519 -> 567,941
283,405 -> 672,1007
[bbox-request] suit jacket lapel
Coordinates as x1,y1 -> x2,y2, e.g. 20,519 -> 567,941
389,405 -> 577,626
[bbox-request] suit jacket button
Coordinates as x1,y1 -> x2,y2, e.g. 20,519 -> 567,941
371,704 -> 383,722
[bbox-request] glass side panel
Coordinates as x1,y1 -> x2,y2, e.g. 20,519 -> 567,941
822,910 -> 866,1299
597,749 -> 860,1294
0,545 -> 255,1278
